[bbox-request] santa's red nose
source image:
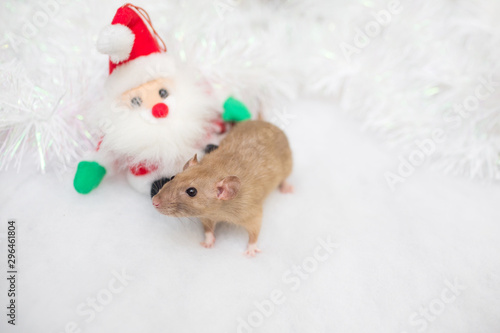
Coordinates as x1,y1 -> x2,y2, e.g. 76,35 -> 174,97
152,103 -> 169,118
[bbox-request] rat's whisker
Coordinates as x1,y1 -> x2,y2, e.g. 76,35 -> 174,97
184,216 -> 198,224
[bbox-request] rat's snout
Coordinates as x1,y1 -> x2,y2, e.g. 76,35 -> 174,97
152,195 -> 161,208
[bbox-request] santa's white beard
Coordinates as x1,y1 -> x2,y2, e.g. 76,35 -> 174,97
98,74 -> 219,174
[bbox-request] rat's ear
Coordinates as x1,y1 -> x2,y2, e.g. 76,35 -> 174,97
183,154 -> 198,171
216,176 -> 241,200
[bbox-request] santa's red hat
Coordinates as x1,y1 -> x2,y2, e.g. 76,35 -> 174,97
96,4 -> 175,97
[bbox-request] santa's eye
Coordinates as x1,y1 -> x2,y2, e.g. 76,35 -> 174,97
131,97 -> 142,107
159,88 -> 168,99
186,187 -> 197,197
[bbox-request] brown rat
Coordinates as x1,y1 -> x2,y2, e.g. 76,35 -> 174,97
152,119 -> 293,256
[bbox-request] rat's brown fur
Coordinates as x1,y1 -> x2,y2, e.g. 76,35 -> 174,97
152,120 -> 292,255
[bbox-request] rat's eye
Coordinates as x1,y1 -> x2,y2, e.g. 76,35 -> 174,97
131,97 -> 142,107
186,187 -> 197,197
170,175 -> 175,180
159,88 -> 168,99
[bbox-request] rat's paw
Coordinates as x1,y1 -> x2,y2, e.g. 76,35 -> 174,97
244,243 -> 262,257
279,181 -> 294,194
201,241 -> 215,248
201,232 -> 215,248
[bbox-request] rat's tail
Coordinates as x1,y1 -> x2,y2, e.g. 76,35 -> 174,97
256,99 -> 265,121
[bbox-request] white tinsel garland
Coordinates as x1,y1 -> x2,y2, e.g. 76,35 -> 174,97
1,0 -> 499,180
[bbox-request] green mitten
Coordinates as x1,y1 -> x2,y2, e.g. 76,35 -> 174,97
222,97 -> 252,122
73,161 -> 107,194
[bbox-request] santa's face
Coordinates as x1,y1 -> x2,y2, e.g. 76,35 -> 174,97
100,73 -> 218,170
120,78 -> 176,122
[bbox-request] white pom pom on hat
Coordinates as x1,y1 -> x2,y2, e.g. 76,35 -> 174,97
96,24 -> 135,64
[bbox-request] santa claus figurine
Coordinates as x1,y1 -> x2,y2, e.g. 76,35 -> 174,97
73,4 -> 251,196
